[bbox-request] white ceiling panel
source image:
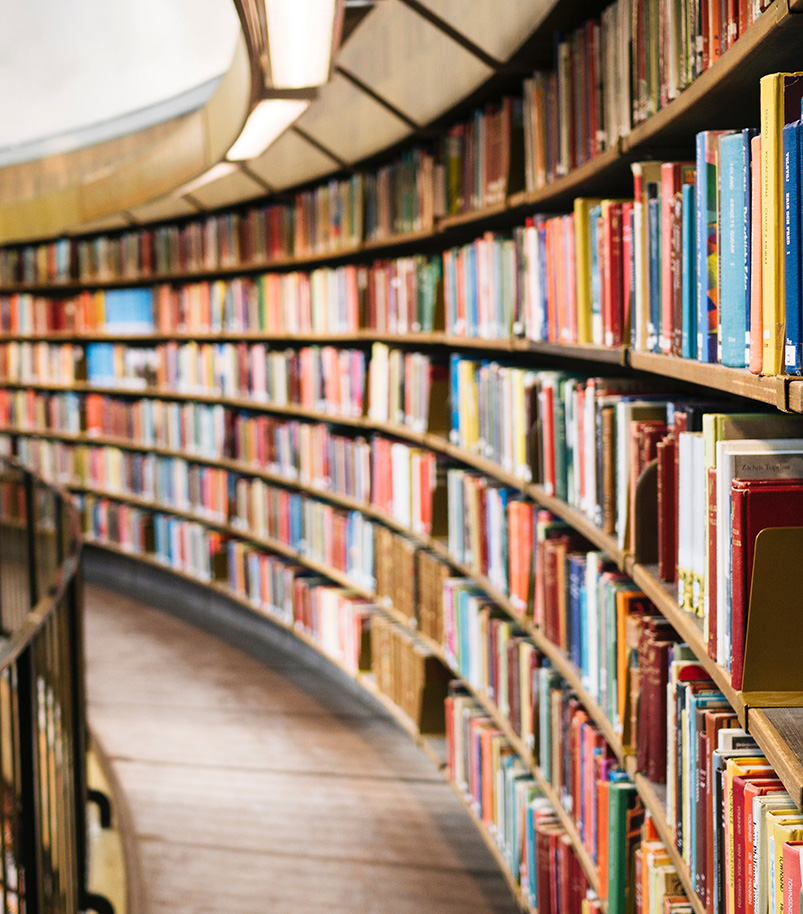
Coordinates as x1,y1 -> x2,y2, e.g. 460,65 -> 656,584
293,74 -> 410,165
414,0 -> 553,63
127,196 -> 200,225
183,168 -> 265,211
248,129 -> 340,191
336,0 -> 493,127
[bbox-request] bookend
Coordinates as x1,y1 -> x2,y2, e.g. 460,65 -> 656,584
740,526 -> 803,716
632,459 -> 659,565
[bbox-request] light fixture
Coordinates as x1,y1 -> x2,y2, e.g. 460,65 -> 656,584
264,0 -> 338,89
175,162 -> 239,197
226,98 -> 310,161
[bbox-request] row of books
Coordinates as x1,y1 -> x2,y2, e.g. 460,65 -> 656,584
0,19 -> 782,294
446,689 -> 575,911
446,688 -> 691,914
48,450 -> 803,914
9,345 -> 803,693
5,91 -> 799,367
7,363 -> 801,698
79,497 -> 450,731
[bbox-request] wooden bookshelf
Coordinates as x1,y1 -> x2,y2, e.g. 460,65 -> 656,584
6,3 -> 803,910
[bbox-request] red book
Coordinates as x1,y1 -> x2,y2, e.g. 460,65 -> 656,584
622,201 -> 634,341
745,780 -> 786,914
602,202 -> 624,347
535,819 -> 562,914
660,163 -> 695,353
657,435 -> 677,581
730,478 -> 803,689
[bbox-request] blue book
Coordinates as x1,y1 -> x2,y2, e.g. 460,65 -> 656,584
567,554 -> 585,670
449,353 -> 461,444
681,182 -> 697,358
85,342 -> 115,384
784,120 -> 803,374
537,222 -> 549,340
719,131 -> 753,368
647,187 -> 661,353
465,244 -> 478,336
102,287 -> 154,332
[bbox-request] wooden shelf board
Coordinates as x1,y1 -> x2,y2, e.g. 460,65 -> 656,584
747,708 -> 803,810
361,227 -> 439,252
512,338 -> 629,365
437,202 -> 509,232
629,563 -> 740,719
508,143 -> 631,211
627,352 -> 784,408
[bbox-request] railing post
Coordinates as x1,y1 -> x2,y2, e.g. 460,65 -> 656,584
67,568 -> 89,904
16,645 -> 42,914
24,472 -> 38,606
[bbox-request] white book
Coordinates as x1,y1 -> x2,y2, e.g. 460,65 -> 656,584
714,439 -> 803,667
690,433 -> 707,615
754,795 -> 798,914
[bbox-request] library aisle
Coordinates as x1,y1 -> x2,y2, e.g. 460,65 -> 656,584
82,581 -> 519,914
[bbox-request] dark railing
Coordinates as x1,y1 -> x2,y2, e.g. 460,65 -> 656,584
0,457 -> 86,914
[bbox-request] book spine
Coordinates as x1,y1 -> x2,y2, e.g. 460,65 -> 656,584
682,182 -> 698,358
784,121 -> 803,375
730,483 -> 747,691
761,75 -> 784,376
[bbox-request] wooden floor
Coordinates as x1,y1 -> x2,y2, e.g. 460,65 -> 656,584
83,582 -> 520,914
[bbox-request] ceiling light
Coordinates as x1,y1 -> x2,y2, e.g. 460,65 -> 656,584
226,98 -> 309,161
175,162 -> 239,197
264,0 -> 338,89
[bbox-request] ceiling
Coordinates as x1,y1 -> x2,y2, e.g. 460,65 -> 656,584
0,0 -> 554,241
0,0 -> 240,164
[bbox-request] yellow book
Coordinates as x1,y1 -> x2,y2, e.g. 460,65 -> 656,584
760,73 -> 803,375
574,198 -> 602,344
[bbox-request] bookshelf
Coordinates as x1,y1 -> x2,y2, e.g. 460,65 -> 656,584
5,2 -> 803,913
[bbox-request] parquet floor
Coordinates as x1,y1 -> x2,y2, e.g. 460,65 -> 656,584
83,582 -> 521,914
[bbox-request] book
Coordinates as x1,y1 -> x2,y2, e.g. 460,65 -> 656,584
760,73 -> 803,375
719,131 -> 756,369
784,121 -> 803,374
730,477 -> 803,689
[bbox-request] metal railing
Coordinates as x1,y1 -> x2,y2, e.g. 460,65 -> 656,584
0,457 -> 86,914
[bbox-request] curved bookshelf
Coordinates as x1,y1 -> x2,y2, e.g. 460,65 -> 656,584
77,472 -> 710,914
3,4 -> 803,912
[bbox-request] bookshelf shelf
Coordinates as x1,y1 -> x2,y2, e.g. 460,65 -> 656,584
747,708 -> 803,809
61,436 -> 786,914
508,143 -> 632,212
628,564 -> 740,714
626,351 -> 789,409
623,0 -> 803,153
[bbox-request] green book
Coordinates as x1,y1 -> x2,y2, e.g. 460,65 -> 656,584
608,779 -> 640,914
